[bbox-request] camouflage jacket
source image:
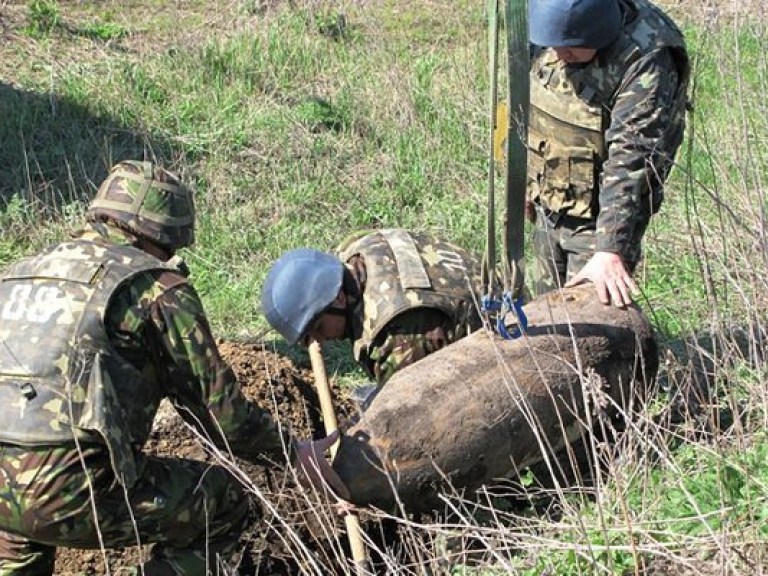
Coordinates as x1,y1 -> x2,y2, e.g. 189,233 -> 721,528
528,0 -> 689,260
337,229 -> 483,385
0,226 -> 287,486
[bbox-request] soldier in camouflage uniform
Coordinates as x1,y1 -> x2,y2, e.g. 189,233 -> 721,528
0,161 -> 343,576
261,229 -> 483,400
525,0 -> 690,307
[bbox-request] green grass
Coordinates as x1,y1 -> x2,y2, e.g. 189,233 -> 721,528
506,433 -> 768,574
23,0 -> 61,38
2,0 -> 768,572
78,20 -> 128,41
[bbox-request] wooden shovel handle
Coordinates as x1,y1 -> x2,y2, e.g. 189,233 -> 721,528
308,341 -> 368,570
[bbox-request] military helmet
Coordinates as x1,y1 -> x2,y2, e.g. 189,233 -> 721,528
261,248 -> 345,345
529,0 -> 622,49
87,160 -> 195,251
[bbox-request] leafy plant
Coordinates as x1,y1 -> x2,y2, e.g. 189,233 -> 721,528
23,0 -> 61,37
80,20 -> 128,41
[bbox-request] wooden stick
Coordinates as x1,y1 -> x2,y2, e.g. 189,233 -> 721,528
308,341 -> 368,571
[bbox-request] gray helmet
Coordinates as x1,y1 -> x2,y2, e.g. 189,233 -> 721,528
529,0 -> 622,49
261,248 -> 345,345
87,160 -> 195,251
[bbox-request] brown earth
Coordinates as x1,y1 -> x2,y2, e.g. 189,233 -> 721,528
53,341 -> 382,576
47,333 -> 628,575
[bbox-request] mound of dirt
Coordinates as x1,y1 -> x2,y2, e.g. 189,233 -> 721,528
53,341 -> 367,575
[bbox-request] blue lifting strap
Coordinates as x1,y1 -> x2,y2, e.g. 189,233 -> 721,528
481,292 -> 528,340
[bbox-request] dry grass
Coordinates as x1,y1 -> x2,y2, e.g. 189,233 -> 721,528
2,0 -> 768,573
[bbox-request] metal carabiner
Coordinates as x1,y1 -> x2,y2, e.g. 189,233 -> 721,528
482,292 -> 528,340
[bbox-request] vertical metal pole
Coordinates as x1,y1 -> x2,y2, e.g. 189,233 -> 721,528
483,0 -> 501,299
504,0 -> 530,298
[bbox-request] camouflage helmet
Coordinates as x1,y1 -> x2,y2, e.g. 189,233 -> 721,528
529,0 -> 622,49
87,160 -> 195,251
261,248 -> 345,345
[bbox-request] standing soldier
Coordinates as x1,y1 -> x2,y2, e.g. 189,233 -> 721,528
525,0 -> 690,306
261,229 -> 484,403
0,161 -> 343,575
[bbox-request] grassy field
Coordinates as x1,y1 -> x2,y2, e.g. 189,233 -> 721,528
1,0 -> 767,573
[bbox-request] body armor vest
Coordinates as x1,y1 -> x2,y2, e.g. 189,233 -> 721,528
337,229 -> 482,376
0,238 -> 180,486
528,0 -> 689,218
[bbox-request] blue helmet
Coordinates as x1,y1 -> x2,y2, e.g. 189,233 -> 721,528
529,0 -> 622,49
261,248 -> 345,345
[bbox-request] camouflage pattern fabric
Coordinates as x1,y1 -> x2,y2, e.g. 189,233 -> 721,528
527,0 -> 689,287
0,231 -> 183,488
532,212 -> 595,295
367,308 -> 458,388
531,208 -> 645,296
88,161 -> 195,251
0,224 -> 287,574
0,444 -> 247,575
105,244 -> 289,464
104,226 -> 288,462
337,229 -> 484,385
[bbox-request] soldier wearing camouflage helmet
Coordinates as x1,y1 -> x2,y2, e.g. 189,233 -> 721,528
262,229 -> 484,402
523,0 -> 689,307
0,161 -> 344,575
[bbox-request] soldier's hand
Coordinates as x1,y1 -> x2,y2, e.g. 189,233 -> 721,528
293,431 -> 351,500
566,251 -> 639,308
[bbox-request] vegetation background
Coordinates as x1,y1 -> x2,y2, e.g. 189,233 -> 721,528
1,0 -> 767,573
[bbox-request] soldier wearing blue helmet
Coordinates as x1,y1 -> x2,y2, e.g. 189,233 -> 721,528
529,0 -> 623,49
523,0 -> 690,307
262,229 -> 484,399
263,248 -> 347,346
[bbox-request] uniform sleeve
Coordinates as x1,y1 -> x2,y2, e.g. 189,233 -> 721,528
596,48 -> 682,259
367,308 -> 452,387
152,281 -> 292,463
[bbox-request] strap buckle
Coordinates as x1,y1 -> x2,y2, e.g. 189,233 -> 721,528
481,292 -> 528,340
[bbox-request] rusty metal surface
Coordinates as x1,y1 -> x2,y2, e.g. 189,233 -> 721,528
333,283 -> 658,509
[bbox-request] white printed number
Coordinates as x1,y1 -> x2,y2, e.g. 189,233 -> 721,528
437,249 -> 466,273
2,285 -> 63,323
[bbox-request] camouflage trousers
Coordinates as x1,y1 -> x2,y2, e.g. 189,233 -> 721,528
0,443 -> 248,576
531,208 -> 640,297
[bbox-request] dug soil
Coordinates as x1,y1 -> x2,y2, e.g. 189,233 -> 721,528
49,338 -> 688,575
53,340 -> 373,576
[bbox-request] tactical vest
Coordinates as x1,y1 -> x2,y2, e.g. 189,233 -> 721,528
337,229 -> 482,377
528,0 -> 689,218
0,238 -> 180,487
